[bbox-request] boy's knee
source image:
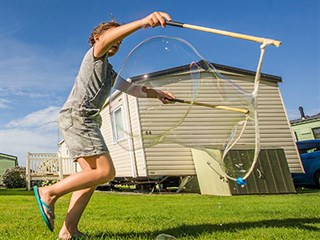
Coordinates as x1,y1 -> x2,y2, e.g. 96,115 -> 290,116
107,166 -> 116,181
98,166 -> 116,183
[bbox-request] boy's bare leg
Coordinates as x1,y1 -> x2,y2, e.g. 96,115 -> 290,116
58,186 -> 96,239
37,153 -> 115,231
58,157 -> 100,239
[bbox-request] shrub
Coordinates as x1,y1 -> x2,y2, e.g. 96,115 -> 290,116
2,166 -> 26,188
41,179 -> 58,187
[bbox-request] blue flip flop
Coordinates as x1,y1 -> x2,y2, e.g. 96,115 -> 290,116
33,186 -> 55,232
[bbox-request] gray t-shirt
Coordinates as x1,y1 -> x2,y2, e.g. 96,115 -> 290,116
61,47 -> 116,117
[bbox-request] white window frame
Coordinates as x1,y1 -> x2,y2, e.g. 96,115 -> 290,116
111,106 -> 126,143
312,127 -> 320,139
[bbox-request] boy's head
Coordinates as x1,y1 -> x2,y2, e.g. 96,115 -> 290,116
89,21 -> 121,47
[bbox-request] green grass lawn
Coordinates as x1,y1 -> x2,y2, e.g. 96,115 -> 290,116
0,188 -> 319,240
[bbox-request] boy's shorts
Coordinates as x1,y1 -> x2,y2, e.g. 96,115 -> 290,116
58,108 -> 109,161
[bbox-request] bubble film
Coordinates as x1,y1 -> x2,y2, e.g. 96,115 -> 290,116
109,36 -> 259,181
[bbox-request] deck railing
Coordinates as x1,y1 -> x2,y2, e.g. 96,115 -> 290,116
26,152 -> 77,190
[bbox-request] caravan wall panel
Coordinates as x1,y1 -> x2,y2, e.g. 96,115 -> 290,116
138,72 -> 301,176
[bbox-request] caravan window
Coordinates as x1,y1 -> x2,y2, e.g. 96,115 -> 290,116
111,107 -> 125,142
312,127 -> 320,139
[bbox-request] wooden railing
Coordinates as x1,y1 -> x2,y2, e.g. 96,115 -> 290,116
26,152 -> 77,190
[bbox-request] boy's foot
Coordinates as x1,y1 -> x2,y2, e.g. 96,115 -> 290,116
33,186 -> 55,231
58,231 -> 89,239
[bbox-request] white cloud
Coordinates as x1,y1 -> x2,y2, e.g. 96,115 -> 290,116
1,106 -> 61,166
0,98 -> 11,109
5,106 -> 60,129
0,128 -> 59,167
13,89 -> 52,99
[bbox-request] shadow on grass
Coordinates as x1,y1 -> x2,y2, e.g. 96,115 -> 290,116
0,188 -> 33,196
92,217 -> 320,239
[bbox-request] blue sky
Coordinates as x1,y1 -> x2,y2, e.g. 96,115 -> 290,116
1,0 -> 319,165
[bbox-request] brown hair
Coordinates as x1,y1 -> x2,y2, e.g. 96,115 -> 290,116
88,21 -> 121,46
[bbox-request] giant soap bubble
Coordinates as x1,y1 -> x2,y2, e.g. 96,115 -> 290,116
109,36 -> 259,181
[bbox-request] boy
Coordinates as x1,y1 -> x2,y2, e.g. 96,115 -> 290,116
34,11 -> 174,239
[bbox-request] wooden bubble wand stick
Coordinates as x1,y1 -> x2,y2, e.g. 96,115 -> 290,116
171,98 -> 249,114
166,21 -> 281,47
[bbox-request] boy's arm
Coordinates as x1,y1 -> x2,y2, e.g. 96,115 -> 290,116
114,76 -> 175,104
94,12 -> 171,58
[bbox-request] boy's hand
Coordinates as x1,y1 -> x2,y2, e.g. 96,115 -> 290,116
144,87 -> 175,104
155,89 -> 176,104
140,12 -> 172,28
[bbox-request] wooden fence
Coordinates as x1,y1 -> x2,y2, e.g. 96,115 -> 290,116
26,152 -> 77,190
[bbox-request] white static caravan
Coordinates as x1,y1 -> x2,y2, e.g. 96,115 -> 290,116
100,62 -> 302,195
